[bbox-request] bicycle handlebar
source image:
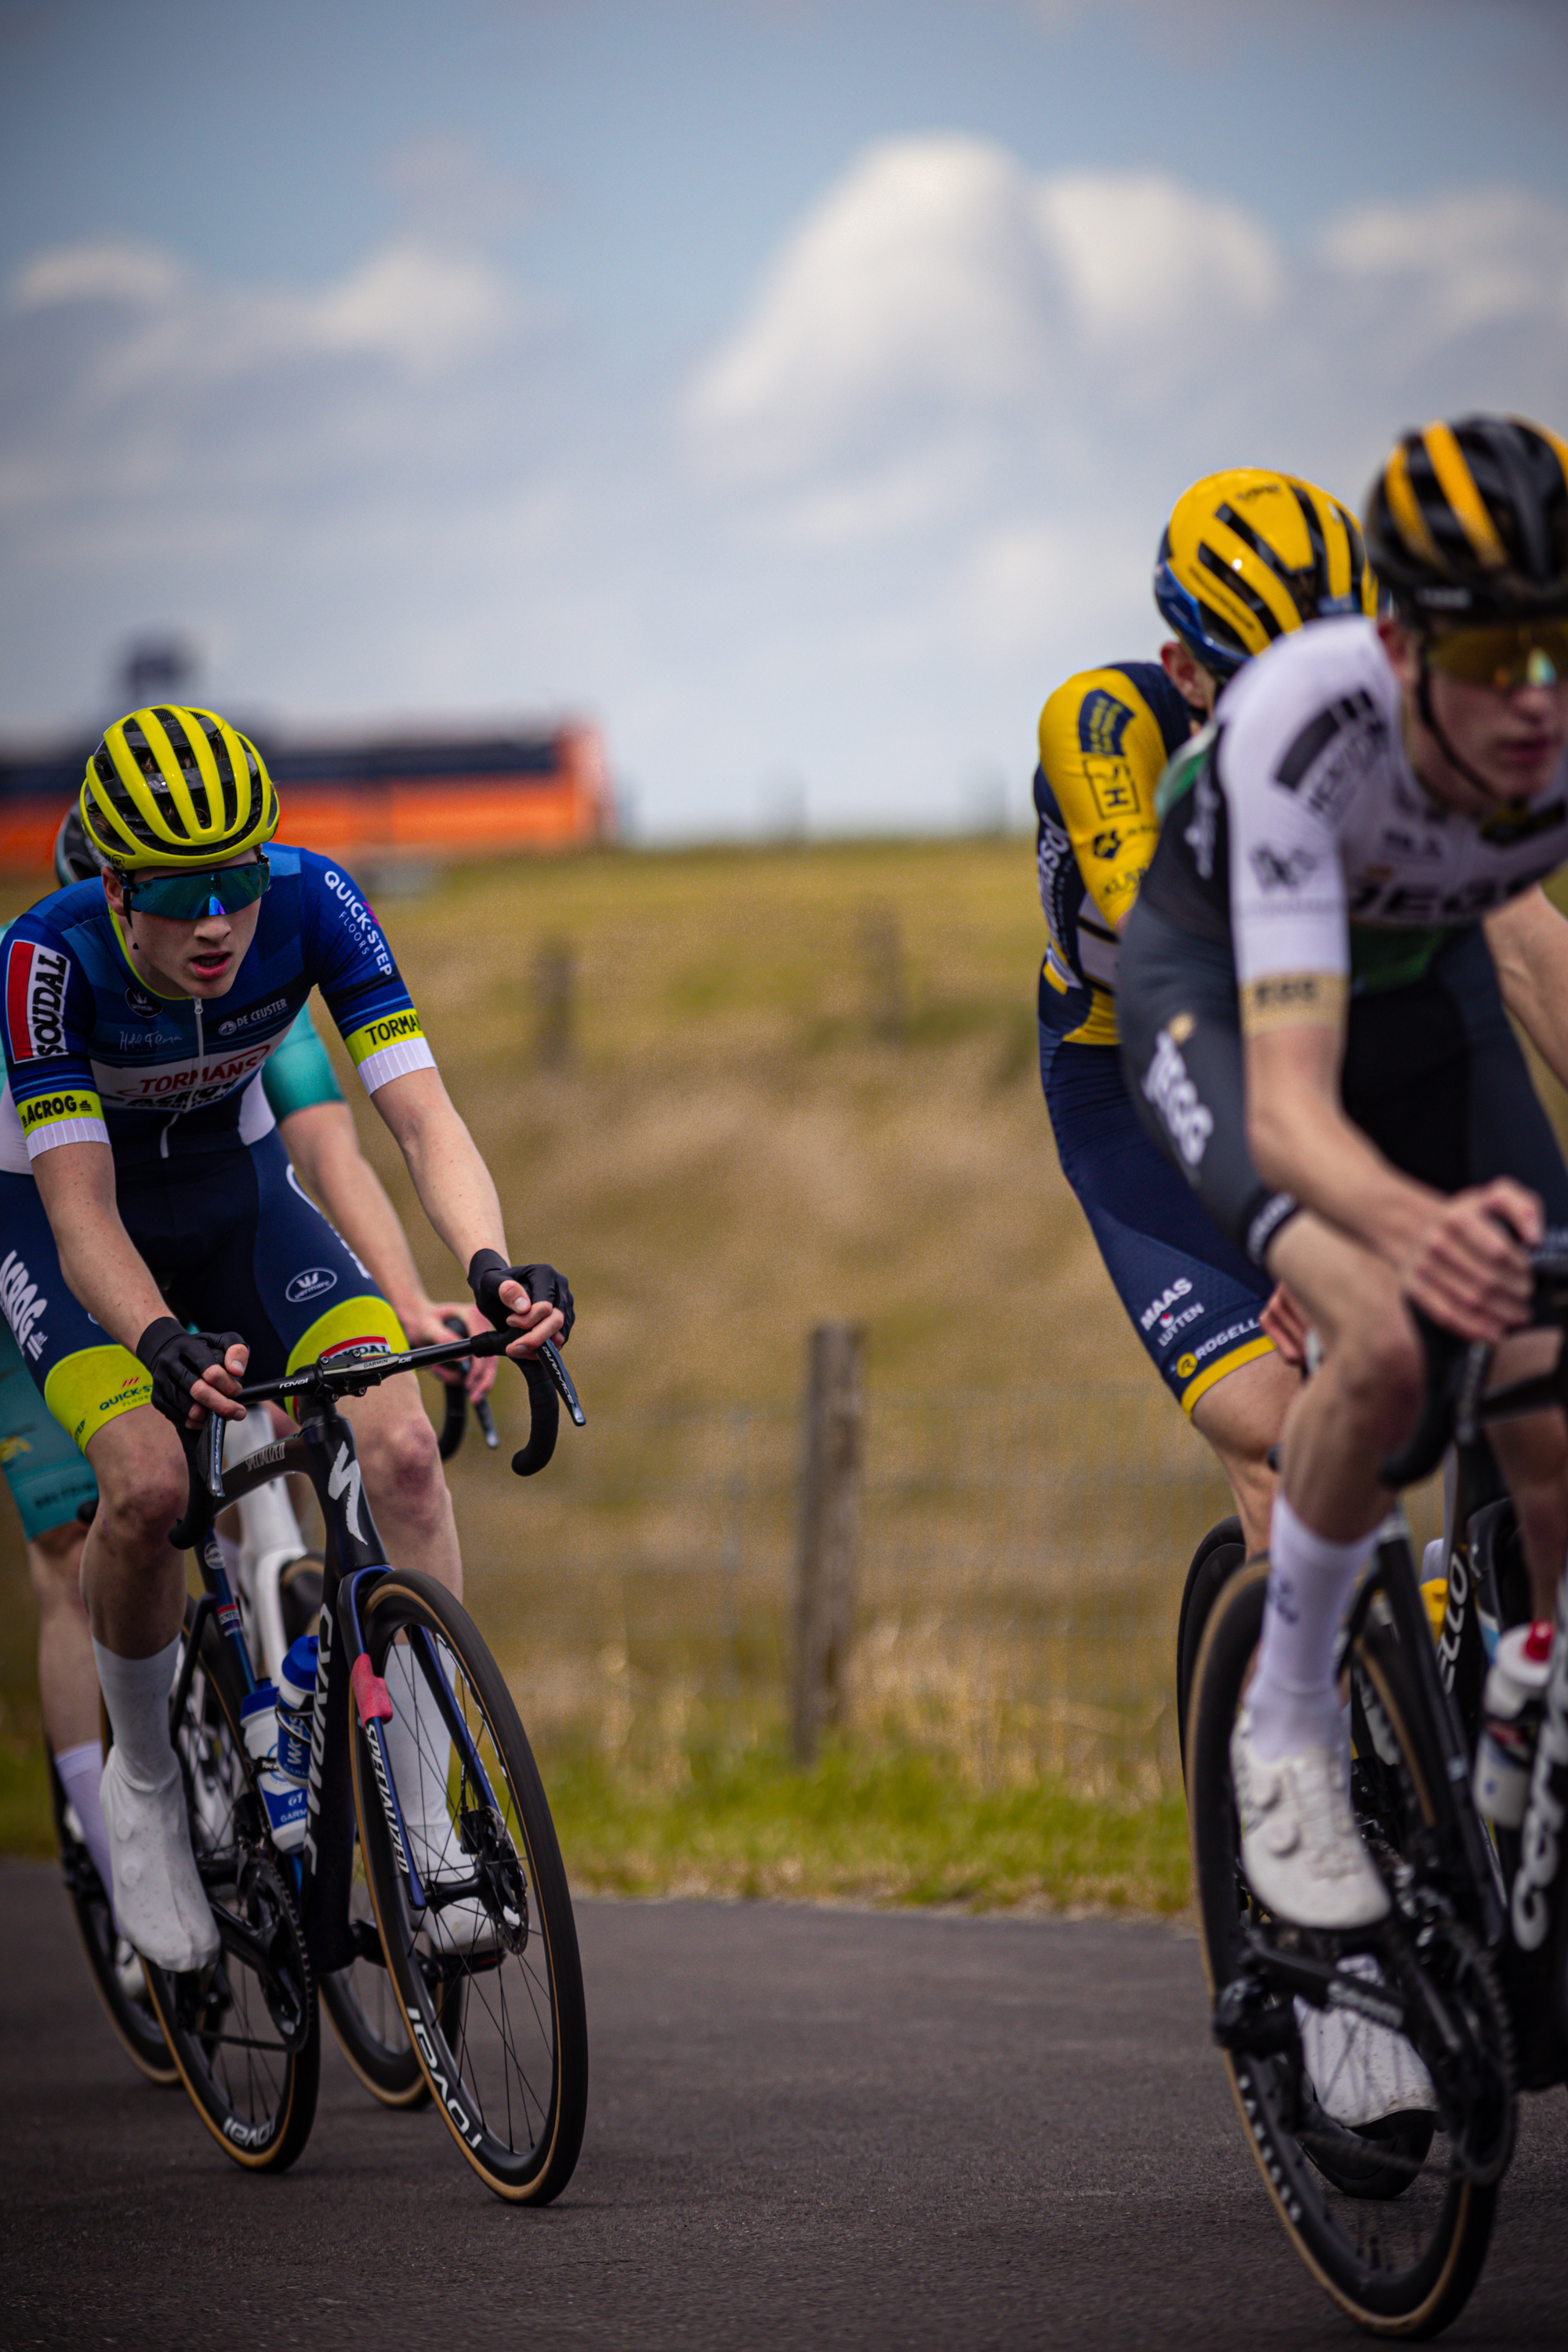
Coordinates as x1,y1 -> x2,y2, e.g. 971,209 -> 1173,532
167,1327 -> 585,1548
1378,1250 -> 1568,1489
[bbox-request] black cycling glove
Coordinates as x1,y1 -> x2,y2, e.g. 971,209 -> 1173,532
136,1316 -> 248,1429
466,1250 -> 575,1342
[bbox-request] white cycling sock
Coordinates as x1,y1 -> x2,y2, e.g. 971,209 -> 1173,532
93,1637 -> 180,1790
383,1643 -> 454,1867
56,1738 -> 122,1930
1249,1497 -> 1370,1762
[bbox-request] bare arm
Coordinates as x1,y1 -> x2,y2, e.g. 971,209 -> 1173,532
1484,887 -> 1568,1088
1246,1020 -> 1537,1340
366,1065 -> 561,1356
278,1098 -> 493,1389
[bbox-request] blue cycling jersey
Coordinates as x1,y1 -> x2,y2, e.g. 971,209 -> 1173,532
0,847 -> 431,1173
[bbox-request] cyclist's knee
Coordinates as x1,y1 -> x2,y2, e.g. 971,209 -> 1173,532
1329,1314 -> 1425,1444
357,1392 -> 445,1519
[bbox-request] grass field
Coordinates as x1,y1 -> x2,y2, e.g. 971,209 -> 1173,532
0,829 -> 1472,1908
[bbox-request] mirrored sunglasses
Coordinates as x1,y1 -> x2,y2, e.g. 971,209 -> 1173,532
1424,622 -> 1568,691
124,854 -> 270,920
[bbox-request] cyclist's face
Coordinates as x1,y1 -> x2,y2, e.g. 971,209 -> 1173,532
102,854 -> 265,999
1381,615 -> 1568,806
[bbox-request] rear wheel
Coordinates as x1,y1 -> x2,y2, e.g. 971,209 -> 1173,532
49,1748 -> 177,2086
1187,1559 -> 1505,2338
350,1570 -> 588,2202
137,1601 -> 320,2172
1175,1514 -> 1246,1775
318,1832 -> 434,2108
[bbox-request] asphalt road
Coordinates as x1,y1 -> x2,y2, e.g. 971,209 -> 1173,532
2,1860 -> 1564,2351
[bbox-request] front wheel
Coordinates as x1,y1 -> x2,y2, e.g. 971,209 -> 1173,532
1187,1560 -> 1503,2338
350,1571 -> 588,2202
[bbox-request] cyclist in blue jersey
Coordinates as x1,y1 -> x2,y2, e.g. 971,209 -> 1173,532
2,808 -> 499,1948
0,707 -> 571,1973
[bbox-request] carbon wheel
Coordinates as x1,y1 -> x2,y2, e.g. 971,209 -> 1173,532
318,1831 -> 435,2108
49,1748 -> 177,2086
138,1601 -> 320,2172
1175,1514 -> 1246,1775
350,1571 -> 588,2202
1188,1560 -> 1505,2338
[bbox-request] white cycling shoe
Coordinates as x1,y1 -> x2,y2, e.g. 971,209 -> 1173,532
1298,1956 -> 1436,2127
1231,1707 -> 1390,1931
409,1820 -> 500,1957
100,1749 -> 220,1975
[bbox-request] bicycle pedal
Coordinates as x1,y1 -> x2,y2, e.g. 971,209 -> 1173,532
1214,1973 -> 1297,2056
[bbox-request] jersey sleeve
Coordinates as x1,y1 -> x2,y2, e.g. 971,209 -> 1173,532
260,999 -> 346,1121
1,921 -> 111,1157
301,857 -> 437,1094
1218,644 -> 1391,1033
1036,669 -> 1169,929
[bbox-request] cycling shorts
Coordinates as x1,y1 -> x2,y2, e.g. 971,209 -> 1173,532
1118,911 -> 1568,1256
0,1127 -> 408,1455
0,1314 -> 97,1538
1040,1032 -> 1274,1414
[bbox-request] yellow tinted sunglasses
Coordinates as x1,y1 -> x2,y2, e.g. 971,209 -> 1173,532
1424,622 -> 1568,691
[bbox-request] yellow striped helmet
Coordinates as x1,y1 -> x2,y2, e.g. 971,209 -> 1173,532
1153,469 -> 1377,679
80,705 -> 280,871
1364,415 -> 1568,622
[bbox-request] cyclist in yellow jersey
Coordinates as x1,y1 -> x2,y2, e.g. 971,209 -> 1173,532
1034,470 -> 1378,1551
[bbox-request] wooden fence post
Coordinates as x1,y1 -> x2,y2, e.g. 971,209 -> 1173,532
534,939 -> 575,1069
793,1323 -> 866,1763
858,902 -> 906,1044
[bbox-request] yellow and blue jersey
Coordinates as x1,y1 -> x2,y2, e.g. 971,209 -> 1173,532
1034,661 -> 1193,1053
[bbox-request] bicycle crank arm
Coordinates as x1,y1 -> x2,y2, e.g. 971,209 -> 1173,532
1235,1929 -> 1411,2038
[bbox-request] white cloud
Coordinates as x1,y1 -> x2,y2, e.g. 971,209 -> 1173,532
2,142 -> 1568,840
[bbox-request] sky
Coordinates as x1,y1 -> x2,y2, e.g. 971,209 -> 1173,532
2,0 -> 1566,838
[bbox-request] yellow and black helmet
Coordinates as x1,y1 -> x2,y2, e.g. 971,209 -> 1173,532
80,705 -> 280,872
1153,469 -> 1376,680
1364,415 -> 1568,623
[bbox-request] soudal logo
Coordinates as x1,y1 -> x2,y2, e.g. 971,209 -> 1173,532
5,940 -> 71,1059
285,1266 -> 338,1305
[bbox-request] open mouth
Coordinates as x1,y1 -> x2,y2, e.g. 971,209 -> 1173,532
189,950 -> 231,979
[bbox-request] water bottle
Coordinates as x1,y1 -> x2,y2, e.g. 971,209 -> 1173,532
276,1635 -> 319,1791
239,1679 -> 308,1853
1472,1621 -> 1554,1828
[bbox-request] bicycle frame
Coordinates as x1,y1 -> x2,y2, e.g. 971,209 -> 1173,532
172,1325 -> 583,1977
1338,1349 -> 1568,2091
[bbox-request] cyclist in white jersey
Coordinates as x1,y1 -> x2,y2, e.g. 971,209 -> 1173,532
1120,412 -> 1568,1928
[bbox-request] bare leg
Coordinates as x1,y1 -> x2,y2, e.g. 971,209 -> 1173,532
339,1374 -> 461,1598
27,1518 -> 97,1752
1189,1348 -> 1299,1556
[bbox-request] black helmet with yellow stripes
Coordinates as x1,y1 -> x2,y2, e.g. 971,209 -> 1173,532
1153,469 -> 1376,681
1364,415 -> 1568,623
81,705 -> 280,872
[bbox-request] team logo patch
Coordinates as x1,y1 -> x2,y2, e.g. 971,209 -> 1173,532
285,1268 -> 339,1305
5,940 -> 71,1059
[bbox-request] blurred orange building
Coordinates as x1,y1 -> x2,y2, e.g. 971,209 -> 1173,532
0,720 -> 614,876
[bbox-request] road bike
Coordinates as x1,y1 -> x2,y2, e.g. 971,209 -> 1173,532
1185,1270 -> 1568,2336
126,1323 -> 590,2201
51,1334 -> 494,2104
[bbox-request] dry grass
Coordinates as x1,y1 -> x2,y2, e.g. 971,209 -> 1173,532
0,834 -> 1461,1901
